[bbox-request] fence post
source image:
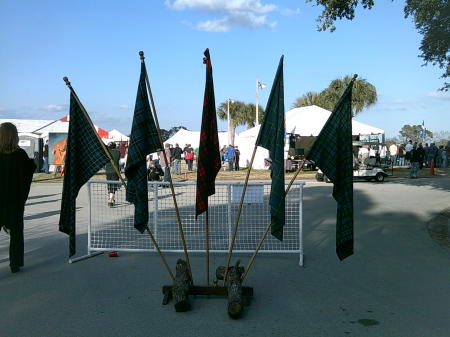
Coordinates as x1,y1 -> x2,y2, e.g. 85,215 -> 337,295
299,183 -> 304,267
227,184 -> 232,250
153,182 -> 159,251
87,181 -> 92,255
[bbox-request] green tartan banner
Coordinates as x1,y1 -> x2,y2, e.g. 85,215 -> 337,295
307,78 -> 355,260
59,92 -> 109,257
255,55 -> 285,241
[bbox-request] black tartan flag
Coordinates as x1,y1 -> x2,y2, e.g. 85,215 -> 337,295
307,77 -> 355,261
125,61 -> 161,233
255,55 -> 285,241
59,92 -> 109,257
196,48 -> 221,217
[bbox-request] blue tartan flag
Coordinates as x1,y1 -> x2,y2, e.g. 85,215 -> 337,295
255,55 -> 285,241
125,61 -> 161,233
307,76 -> 355,261
59,92 -> 109,257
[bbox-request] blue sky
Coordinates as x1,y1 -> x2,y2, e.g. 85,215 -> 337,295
0,0 -> 448,138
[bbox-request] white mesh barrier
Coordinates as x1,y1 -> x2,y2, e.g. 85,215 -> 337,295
87,180 -> 304,264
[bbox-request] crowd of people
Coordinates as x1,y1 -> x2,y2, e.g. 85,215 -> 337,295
220,145 -> 240,171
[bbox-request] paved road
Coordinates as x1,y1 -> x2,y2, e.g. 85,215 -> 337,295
1,178 -> 449,337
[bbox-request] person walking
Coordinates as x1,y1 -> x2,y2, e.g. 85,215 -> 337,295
105,142 -> 121,207
0,122 -> 36,273
440,146 -> 448,169
172,143 -> 183,175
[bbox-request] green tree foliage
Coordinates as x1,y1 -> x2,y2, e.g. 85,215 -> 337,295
399,124 -> 433,142
293,75 -> 377,116
307,0 -> 450,91
216,100 -> 265,144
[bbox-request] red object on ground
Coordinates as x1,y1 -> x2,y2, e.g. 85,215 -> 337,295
108,251 -> 119,257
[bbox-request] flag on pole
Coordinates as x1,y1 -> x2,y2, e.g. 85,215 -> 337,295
125,62 -> 162,233
419,120 -> 425,139
307,76 -> 356,261
59,92 -> 109,257
255,55 -> 285,241
196,48 -> 221,217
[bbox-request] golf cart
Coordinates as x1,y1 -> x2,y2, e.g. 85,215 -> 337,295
315,157 -> 390,183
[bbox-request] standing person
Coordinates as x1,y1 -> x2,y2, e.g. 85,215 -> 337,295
0,123 -> 36,273
172,143 -> 183,175
227,144 -> 235,171
417,143 -> 426,170
423,143 -> 429,167
234,146 -> 240,171
405,140 -> 413,166
440,146 -> 448,169
184,144 -> 194,171
105,142 -> 121,207
389,143 -> 398,166
220,145 -> 227,166
158,143 -> 172,183
427,142 -> 438,176
398,144 -> 406,166
43,139 -> 49,173
409,142 -> 420,178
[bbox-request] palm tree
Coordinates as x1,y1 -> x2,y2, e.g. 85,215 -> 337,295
292,75 -> 377,116
292,91 -> 328,109
217,100 -> 265,145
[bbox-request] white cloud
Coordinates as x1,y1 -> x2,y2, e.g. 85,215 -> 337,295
43,104 -> 68,112
166,0 -> 276,14
280,8 -> 301,16
428,91 -> 450,100
119,104 -> 131,110
166,0 -> 277,31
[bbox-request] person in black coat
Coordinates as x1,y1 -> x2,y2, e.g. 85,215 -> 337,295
0,123 -> 36,273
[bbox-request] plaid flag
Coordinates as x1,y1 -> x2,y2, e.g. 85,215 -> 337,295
307,77 -> 355,261
196,48 -> 221,217
255,55 -> 285,241
59,92 -> 109,257
125,61 -> 161,233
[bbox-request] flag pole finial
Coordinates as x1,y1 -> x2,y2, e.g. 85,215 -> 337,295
139,51 -> 145,61
63,76 -> 71,87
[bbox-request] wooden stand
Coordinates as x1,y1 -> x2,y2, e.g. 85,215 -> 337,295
162,260 -> 253,318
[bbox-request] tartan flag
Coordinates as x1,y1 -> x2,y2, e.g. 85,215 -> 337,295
255,55 -> 285,241
125,61 -> 161,233
59,92 -> 109,257
196,48 -> 221,217
307,77 -> 355,261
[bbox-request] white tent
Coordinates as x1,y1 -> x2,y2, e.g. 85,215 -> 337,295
163,129 -> 236,149
235,105 -> 384,169
107,129 -> 129,142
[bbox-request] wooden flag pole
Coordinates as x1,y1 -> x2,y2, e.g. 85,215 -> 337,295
63,77 -> 175,283
205,209 -> 210,286
63,77 -> 126,188
223,145 -> 258,284
139,51 -> 193,283
241,161 -> 306,282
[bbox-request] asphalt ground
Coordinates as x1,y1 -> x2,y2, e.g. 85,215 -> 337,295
1,177 -> 449,337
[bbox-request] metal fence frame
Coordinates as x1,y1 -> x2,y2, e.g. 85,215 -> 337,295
73,180 -> 304,266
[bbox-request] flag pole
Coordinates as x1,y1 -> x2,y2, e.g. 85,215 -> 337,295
241,161 -> 306,282
139,51 -> 193,282
223,145 -> 258,283
205,209 -> 210,286
63,77 -> 175,282
63,77 -> 126,188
